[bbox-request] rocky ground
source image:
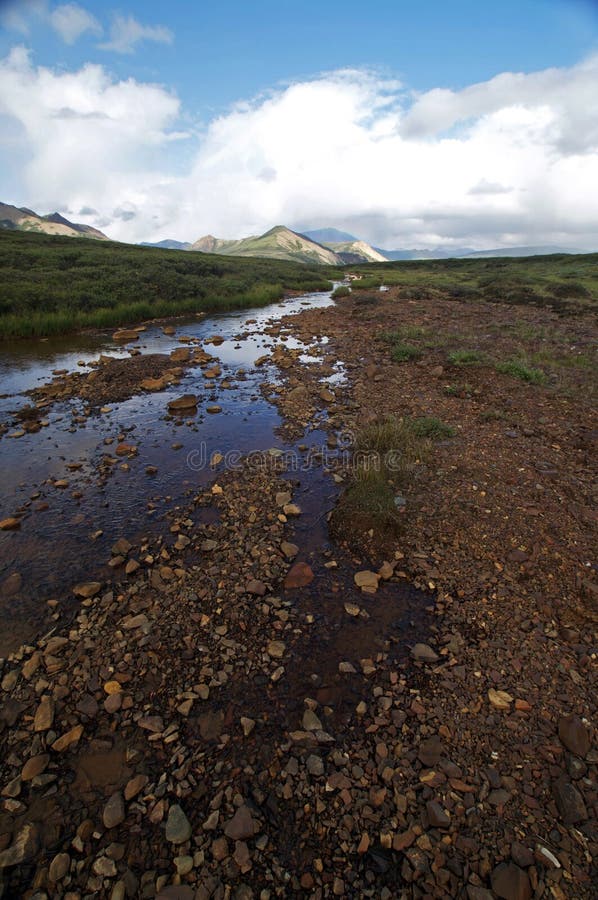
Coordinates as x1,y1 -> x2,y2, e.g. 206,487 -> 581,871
0,287 -> 596,898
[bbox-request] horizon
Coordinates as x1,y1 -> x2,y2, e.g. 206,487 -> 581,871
1,1 -> 598,250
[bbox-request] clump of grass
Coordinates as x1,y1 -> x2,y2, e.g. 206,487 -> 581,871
448,349 -> 485,366
443,382 -> 473,398
332,415 -> 454,547
332,285 -> 351,298
495,358 -> 547,384
409,416 -> 456,439
391,342 -> 422,362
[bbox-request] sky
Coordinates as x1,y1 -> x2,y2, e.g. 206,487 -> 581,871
1,0 -> 598,250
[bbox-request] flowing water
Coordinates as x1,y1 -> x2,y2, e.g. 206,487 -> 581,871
0,290 -> 343,651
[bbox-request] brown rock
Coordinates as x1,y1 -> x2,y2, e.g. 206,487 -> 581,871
224,805 -> 256,841
34,696 -> 55,731
284,562 -> 314,589
168,395 -> 198,412
552,775 -> 588,824
558,715 -> 590,758
22,754 -> 50,781
0,517 -> 21,530
490,862 -> 532,900
103,792 -> 125,829
52,724 -> 84,752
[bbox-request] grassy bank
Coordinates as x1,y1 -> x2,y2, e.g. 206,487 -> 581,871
0,231 -> 334,338
347,252 -> 598,315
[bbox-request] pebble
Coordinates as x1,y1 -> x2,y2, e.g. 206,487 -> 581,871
223,805 -> 256,840
558,714 -> 590,757
490,862 -> 532,900
411,643 -> 439,662
165,804 -> 192,844
103,792 -> 126,829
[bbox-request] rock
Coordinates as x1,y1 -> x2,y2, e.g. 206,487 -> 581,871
115,442 -> 136,456
488,688 -> 514,710
302,709 -> 323,731
552,775 -> 588,824
124,774 -> 148,801
73,581 -> 101,598
34,696 -> 55,731
418,735 -> 443,767
240,717 -> 255,737
558,714 -> 590,757
93,856 -> 117,877
168,395 -> 198,412
0,823 -> 39,869
224,805 -> 256,840
354,570 -> 380,593
378,560 -> 395,579
0,517 -> 21,530
490,862 -> 532,900
52,724 -> 84,752
267,641 -> 285,658
246,579 -> 267,596
170,348 -> 191,362
426,800 -> 451,829
511,842 -> 534,868
283,503 -> 301,516
48,851 -> 70,882
344,602 -> 360,617
284,562 -> 314,588
165,804 -> 192,844
103,792 -> 126,829
22,754 -> 49,781
112,330 -> 139,342
306,755 -> 324,776
206,405 -> 222,414
280,541 -> 299,559
411,643 -> 439,663
156,888 -> 194,900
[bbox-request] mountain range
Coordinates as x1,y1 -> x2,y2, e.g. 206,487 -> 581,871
0,201 -> 108,241
0,201 -> 589,263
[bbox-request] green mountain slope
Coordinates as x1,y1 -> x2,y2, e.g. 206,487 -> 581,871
191,225 -> 343,265
0,201 -> 108,240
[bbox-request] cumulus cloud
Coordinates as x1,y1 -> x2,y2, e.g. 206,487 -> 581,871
1,49 -> 597,249
99,14 -> 173,54
49,3 -> 102,44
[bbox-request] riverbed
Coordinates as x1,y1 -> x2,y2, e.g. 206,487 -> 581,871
0,289 -> 343,651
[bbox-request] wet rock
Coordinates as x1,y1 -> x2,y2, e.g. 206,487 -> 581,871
168,395 -> 198,412
73,581 -> 101,598
558,714 -> 590,757
490,862 -> 532,900
284,562 -> 314,588
411,643 -> 439,663
48,852 -> 70,882
165,804 -> 192,844
552,775 -> 588,824
426,800 -> 451,829
33,696 -> 55,731
0,517 -> 21,530
112,330 -> 139,342
103,792 -> 126,829
224,805 -> 256,841
22,754 -> 49,781
354,570 -> 380,593
280,541 -> 299,559
0,823 -> 39,869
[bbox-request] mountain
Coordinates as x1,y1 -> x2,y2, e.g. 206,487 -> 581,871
323,240 -> 388,263
302,227 -> 358,243
140,239 -> 192,251
0,201 -> 108,240
373,246 -> 477,260
460,245 -> 581,258
190,225 -> 343,265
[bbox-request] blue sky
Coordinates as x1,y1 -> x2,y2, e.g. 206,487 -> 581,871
1,0 -> 598,248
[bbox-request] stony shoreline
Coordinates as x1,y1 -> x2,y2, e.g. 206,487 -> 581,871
0,288 -> 596,898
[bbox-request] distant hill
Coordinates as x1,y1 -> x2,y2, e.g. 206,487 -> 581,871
373,246 -> 477,260
460,245 -> 582,259
190,225 -> 343,265
0,201 -> 108,240
302,227 -> 358,243
323,240 -> 388,263
140,239 -> 192,251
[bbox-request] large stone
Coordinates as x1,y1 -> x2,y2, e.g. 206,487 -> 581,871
168,395 -> 198,412
103,792 -> 125,829
0,824 -> 39,869
165,804 -> 192,844
48,852 -> 70,882
552,776 -> 588,824
490,862 -> 532,900
284,562 -> 314,589
426,800 -> 451,829
558,715 -> 590,758
224,805 -> 256,840
73,581 -> 101,598
354,570 -> 380,593
302,709 -> 323,732
411,643 -> 439,663
22,754 -> 49,781
112,330 -> 139,342
418,736 -> 443,767
34,696 -> 55,731
52,724 -> 84,752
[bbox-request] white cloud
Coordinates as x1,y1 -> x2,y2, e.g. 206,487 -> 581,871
49,3 -> 102,44
99,14 -> 173,54
0,50 -> 597,249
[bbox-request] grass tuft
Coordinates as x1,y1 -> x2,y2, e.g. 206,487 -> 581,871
495,358 -> 547,384
391,342 -> 422,362
448,349 -> 485,366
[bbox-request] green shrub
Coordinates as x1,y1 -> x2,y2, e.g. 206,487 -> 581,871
391,342 -> 422,362
495,359 -> 547,384
448,349 -> 485,366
